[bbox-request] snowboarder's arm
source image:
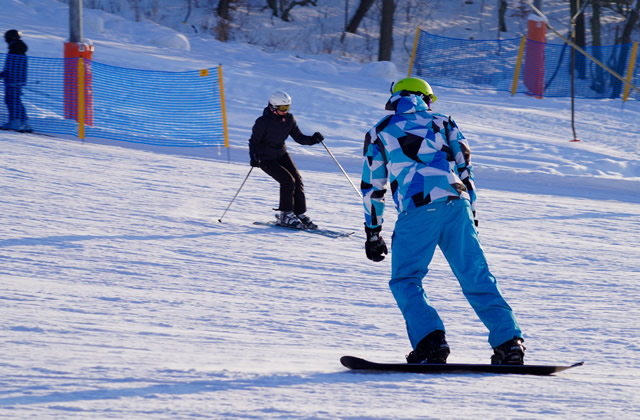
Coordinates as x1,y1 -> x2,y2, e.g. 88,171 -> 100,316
448,117 -> 477,207
362,128 -> 387,229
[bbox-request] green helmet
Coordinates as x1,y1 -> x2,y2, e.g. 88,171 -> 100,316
392,77 -> 437,103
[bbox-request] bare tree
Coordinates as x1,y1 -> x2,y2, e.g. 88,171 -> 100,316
345,0 -> 375,33
266,0 -> 318,22
217,0 -> 231,20
498,0 -> 507,32
131,0 -> 141,21
590,0 -> 606,93
618,0 -> 640,45
610,0 -> 640,97
570,0 -> 586,79
378,0 -> 395,61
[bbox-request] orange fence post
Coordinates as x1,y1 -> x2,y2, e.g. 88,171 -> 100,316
523,16 -> 546,98
64,42 -> 94,126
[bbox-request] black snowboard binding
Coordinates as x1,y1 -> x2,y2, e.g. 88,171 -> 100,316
491,337 -> 526,365
406,330 -> 450,364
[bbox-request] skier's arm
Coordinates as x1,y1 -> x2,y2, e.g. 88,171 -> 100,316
361,128 -> 387,229
289,115 -> 317,145
248,118 -> 266,163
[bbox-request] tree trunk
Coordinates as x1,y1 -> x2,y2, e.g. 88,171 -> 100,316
610,0 -> 639,98
378,0 -> 395,61
590,0 -> 605,93
217,0 -> 231,20
498,0 -> 507,32
570,0 -> 586,79
619,0 -> 639,45
133,0 -> 141,22
266,0 -> 278,17
345,0 -> 375,33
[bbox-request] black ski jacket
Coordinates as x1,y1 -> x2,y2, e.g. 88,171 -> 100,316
249,107 -> 316,162
1,40 -> 28,86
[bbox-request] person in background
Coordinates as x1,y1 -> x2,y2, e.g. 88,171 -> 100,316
361,77 -> 526,365
0,29 -> 31,133
249,91 -> 324,229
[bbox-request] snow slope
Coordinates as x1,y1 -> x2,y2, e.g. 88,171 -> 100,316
1,1 -> 640,418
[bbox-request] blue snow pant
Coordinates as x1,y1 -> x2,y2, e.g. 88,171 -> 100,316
390,199 -> 522,349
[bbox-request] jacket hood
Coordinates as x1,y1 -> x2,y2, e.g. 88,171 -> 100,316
384,92 -> 429,114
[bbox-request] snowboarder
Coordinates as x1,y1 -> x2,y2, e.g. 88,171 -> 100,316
361,77 -> 526,365
0,29 -> 31,132
249,91 -> 324,229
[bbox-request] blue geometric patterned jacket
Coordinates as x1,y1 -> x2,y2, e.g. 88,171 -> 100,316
361,92 -> 477,229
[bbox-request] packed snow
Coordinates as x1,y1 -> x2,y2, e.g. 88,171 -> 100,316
1,0 -> 639,418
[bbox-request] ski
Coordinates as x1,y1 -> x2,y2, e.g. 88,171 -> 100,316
340,356 -> 583,376
253,221 -> 354,239
1,127 -> 55,137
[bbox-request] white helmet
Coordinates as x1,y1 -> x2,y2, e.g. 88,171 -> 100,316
268,91 -> 291,112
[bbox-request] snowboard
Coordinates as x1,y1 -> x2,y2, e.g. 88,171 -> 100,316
340,356 -> 583,376
253,220 -> 354,239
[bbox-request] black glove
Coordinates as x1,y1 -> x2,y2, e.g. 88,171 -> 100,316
250,153 -> 260,167
473,210 -> 478,228
312,132 -> 324,144
364,224 -> 388,262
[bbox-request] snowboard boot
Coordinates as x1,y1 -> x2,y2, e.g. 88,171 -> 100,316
296,213 -> 317,230
406,330 -> 450,364
277,211 -> 303,229
491,337 -> 526,365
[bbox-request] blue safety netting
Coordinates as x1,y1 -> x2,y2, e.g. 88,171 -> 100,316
411,29 -> 639,101
539,40 -> 638,99
412,31 -> 523,92
0,54 -> 226,146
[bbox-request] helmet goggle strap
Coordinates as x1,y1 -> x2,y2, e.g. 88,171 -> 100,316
275,104 -> 290,112
422,94 -> 433,109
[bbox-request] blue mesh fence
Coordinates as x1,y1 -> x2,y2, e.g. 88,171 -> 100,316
411,29 -> 639,101
0,54 -> 226,146
540,41 -> 637,99
412,32 -> 523,92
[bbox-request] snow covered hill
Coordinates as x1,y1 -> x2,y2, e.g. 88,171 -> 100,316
1,0 -> 639,418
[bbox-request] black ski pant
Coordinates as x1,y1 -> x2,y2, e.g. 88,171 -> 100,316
260,153 -> 306,215
4,84 -> 27,122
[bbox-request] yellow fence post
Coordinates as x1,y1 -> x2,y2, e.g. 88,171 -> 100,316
511,35 -> 526,96
217,66 -> 229,148
78,57 -> 85,140
407,27 -> 421,77
623,42 -> 639,102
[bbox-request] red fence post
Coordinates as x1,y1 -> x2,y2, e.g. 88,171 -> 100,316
523,16 -> 546,98
64,42 -> 94,126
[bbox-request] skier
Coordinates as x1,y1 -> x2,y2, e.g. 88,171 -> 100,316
0,29 -> 31,132
361,77 -> 526,365
249,91 -> 324,229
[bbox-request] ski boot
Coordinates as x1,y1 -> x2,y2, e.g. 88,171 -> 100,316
1,120 -> 20,130
491,337 -> 526,365
276,211 -> 303,229
17,121 -> 33,133
406,330 -> 450,364
296,213 -> 317,230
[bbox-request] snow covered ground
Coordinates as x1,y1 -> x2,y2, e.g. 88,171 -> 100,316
1,1 -> 640,418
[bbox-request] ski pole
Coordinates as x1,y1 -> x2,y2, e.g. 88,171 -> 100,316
218,167 -> 253,223
321,140 -> 362,199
